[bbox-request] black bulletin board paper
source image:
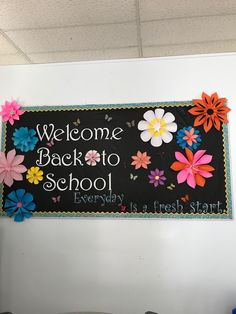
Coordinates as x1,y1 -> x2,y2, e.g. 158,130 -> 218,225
0,102 -> 232,219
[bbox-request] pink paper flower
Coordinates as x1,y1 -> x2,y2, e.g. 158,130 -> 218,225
0,149 -> 27,187
170,148 -> 215,189
85,150 -> 101,166
0,100 -> 24,125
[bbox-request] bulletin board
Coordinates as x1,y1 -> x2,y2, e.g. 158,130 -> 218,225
0,93 -> 232,221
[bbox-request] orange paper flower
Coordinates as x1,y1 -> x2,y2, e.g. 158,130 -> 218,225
131,151 -> 151,169
189,92 -> 231,132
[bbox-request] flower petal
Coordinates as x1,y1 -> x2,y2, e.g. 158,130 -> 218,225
12,165 -> 27,173
0,171 -> 6,183
4,172 -> 14,187
10,171 -> 23,181
6,149 -> 16,164
194,114 -> 207,127
138,121 -> 148,131
161,131 -> 173,143
11,154 -> 24,166
195,154 -> 212,165
22,192 -> 33,205
166,122 -> 177,132
0,152 -> 8,167
193,150 -> 206,164
187,173 -> 196,189
143,110 -> 156,123
177,169 -> 189,183
140,130 -> 152,142
198,171 -> 213,178
162,112 -> 175,123
203,117 -> 213,133
7,190 -> 18,202
154,108 -> 165,119
188,107 -> 205,115
213,117 -> 221,131
14,211 -> 25,222
185,148 -> 193,163
150,135 -> 162,147
16,189 -> 26,201
170,161 -> 186,171
195,173 -> 206,187
197,164 -> 215,172
175,152 -> 189,164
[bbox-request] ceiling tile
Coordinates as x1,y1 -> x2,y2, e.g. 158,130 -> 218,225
0,33 -> 18,54
141,15 -> 236,46
0,0 -> 136,31
28,47 -> 139,63
0,53 -> 29,65
6,23 -> 137,53
143,40 -> 236,57
140,0 -> 236,21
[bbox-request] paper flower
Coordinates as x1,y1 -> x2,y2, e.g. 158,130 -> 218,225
12,127 -> 39,152
85,150 -> 100,166
138,109 -> 177,147
0,100 -> 24,125
0,149 -> 27,187
176,126 -> 201,151
26,166 -> 43,184
170,148 -> 215,189
131,151 -> 151,169
4,189 -> 36,222
148,168 -> 166,187
189,92 -> 231,133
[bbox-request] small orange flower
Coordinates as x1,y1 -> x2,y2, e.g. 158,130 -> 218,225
131,151 -> 151,169
189,92 -> 231,133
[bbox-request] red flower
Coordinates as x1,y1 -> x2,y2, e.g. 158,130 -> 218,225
189,92 -> 231,132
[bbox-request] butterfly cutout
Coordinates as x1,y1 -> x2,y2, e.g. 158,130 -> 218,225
120,205 -> 127,213
130,173 -> 138,181
180,194 -> 189,203
52,195 -> 61,203
105,114 -> 112,122
47,139 -> 54,148
126,120 -> 135,128
73,118 -> 81,127
157,152 -> 165,158
167,183 -> 175,190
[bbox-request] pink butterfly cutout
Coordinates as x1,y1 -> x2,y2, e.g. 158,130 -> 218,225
52,195 -> 61,203
47,139 -> 54,147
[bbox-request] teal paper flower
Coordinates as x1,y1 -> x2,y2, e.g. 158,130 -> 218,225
176,126 -> 201,151
4,189 -> 36,222
12,127 -> 39,152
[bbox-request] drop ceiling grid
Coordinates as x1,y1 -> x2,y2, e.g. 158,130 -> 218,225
0,0 -> 236,64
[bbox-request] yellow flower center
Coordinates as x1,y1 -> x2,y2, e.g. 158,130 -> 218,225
148,118 -> 167,137
155,175 -> 160,180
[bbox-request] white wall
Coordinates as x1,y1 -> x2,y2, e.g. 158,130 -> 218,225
0,54 -> 235,314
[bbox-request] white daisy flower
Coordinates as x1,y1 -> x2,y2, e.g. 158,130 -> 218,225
138,109 -> 177,147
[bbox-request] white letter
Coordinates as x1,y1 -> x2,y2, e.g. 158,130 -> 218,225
36,124 -> 55,141
36,147 -> 50,167
94,177 -> 106,191
111,127 -> 123,140
43,173 -> 56,191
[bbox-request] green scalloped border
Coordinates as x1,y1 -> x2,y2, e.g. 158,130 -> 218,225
0,101 -> 232,220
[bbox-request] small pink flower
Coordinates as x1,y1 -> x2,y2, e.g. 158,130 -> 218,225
0,149 -> 27,187
0,100 -> 24,125
85,150 -> 100,166
183,128 -> 198,146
